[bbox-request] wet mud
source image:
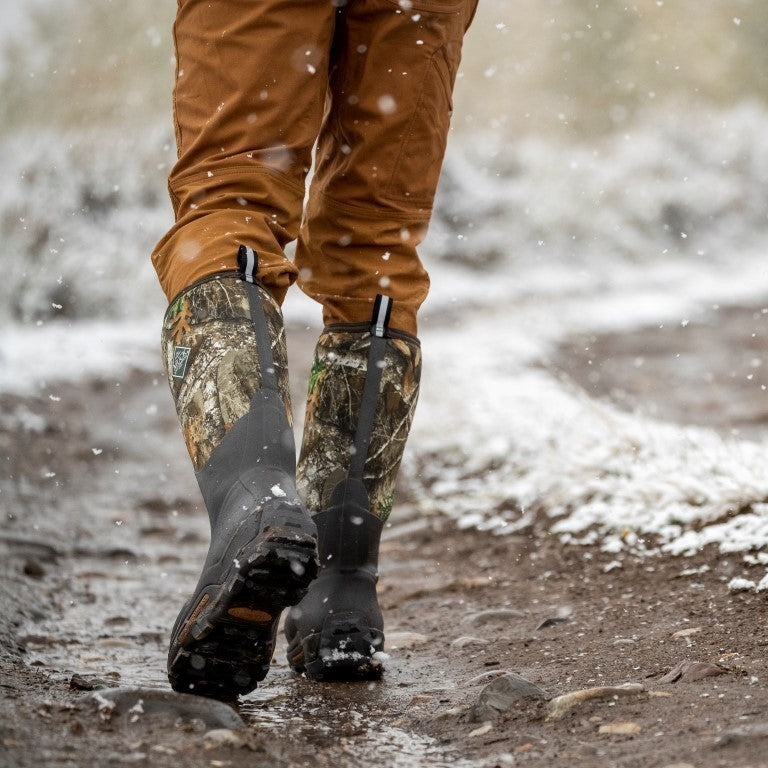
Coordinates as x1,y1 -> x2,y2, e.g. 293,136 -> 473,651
1,320 -> 768,767
553,304 -> 768,439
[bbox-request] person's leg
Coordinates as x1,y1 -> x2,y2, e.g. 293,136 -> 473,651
153,0 -> 337,305
155,0 -> 337,698
286,0 -> 478,680
163,267 -> 319,698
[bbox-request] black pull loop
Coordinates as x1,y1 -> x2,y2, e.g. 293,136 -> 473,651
237,244 -> 258,284
371,294 -> 392,338
237,245 -> 279,392
347,295 -> 392,480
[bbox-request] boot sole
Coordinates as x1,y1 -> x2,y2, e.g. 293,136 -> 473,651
169,529 -> 318,698
287,615 -> 385,682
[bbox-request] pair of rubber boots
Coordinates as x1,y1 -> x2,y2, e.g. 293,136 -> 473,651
162,250 -> 420,698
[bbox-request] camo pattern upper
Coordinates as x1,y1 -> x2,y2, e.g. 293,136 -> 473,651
162,276 -> 291,471
297,329 -> 421,522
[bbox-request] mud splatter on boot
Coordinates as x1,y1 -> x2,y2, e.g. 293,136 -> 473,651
162,272 -> 317,699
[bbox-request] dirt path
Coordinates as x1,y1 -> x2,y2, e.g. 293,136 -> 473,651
553,304 -> 768,440
1,322 -> 768,767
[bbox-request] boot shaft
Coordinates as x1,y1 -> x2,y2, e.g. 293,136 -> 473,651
162,273 -> 292,472
298,323 -> 421,522
161,269 -> 304,549
315,478 -> 384,575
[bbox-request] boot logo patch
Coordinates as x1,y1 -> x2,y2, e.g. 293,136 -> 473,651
172,346 -> 191,379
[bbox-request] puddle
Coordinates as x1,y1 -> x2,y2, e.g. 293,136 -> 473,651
240,679 -> 479,768
7,327 -> 487,768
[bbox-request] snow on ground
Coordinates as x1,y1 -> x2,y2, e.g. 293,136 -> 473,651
430,102 -> 768,273
412,329 -> 768,591
0,318 -> 158,395
2,105 -> 768,589
410,235 -> 768,590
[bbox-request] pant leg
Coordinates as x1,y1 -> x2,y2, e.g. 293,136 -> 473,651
153,0 -> 338,304
295,0 -> 478,335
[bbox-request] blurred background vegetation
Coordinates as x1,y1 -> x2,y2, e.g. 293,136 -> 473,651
1,0 -> 767,139
0,1 -> 174,133
457,0 -> 768,138
1,0 -> 767,323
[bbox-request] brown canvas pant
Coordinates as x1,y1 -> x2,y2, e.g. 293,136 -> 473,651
152,0 -> 477,335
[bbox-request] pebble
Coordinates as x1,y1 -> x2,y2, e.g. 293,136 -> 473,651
73,546 -> 138,561
598,721 -> 642,735
461,609 -> 524,627
105,751 -> 147,764
387,631 -> 428,650
547,684 -> 646,721
150,745 -> 178,756
69,673 -> 116,691
84,688 -> 245,730
22,559 -> 46,579
21,634 -> 57,647
466,669 -> 513,686
714,723 -> 768,748
659,660 -> 726,684
451,636 -> 489,649
432,706 -> 467,720
672,627 -> 702,638
468,722 -> 493,737
471,673 -> 548,722
97,639 -> 135,649
203,728 -> 249,750
661,764 -> 696,768
0,533 -> 63,559
534,616 -> 568,631
104,616 -> 131,628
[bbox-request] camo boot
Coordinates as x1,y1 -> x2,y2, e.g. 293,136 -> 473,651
285,296 -> 421,680
163,247 -> 318,699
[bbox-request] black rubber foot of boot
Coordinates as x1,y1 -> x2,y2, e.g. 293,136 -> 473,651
168,528 -> 318,699
284,485 -> 385,683
287,612 -> 385,681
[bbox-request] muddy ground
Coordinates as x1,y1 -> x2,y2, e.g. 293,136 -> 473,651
1,314 -> 768,768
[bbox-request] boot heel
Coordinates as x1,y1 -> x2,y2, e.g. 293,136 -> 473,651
260,502 -> 318,538
293,613 -> 385,681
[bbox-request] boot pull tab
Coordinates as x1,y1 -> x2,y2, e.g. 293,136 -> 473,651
237,244 -> 278,392
237,244 -> 258,284
346,295 -> 392,483
371,294 -> 392,338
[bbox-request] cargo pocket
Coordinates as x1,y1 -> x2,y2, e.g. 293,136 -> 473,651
384,42 -> 458,206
